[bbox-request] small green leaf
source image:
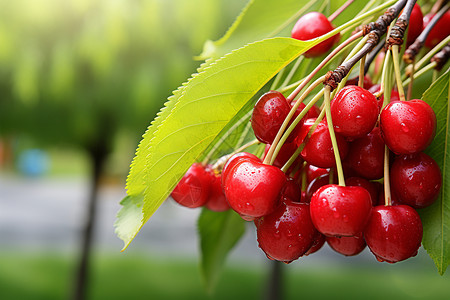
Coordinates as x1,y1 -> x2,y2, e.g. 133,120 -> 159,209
421,67 -> 450,275
114,195 -> 144,251
198,209 -> 246,292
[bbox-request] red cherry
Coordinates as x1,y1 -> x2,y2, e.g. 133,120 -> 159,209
368,84 -> 400,112
376,189 -> 400,206
306,164 -> 330,184
331,85 -> 379,139
251,91 -> 296,144
283,176 -> 302,202
345,177 -> 379,206
423,11 -> 450,48
171,163 -> 211,208
406,4 -> 423,45
326,232 -> 366,256
310,184 -> 372,237
304,232 -> 326,256
204,169 -> 230,212
390,152 -> 442,209
380,99 -> 436,155
344,127 -> 385,180
256,200 -> 318,262
305,173 -> 336,203
364,205 -> 423,263
345,75 -> 374,89
301,122 -> 349,168
291,12 -> 340,58
224,159 -> 286,218
221,152 -> 260,187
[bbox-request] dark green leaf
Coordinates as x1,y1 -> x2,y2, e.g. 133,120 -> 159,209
421,67 -> 450,275
198,209 -> 246,292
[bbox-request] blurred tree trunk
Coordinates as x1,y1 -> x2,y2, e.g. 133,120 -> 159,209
265,260 -> 284,300
72,139 -> 109,300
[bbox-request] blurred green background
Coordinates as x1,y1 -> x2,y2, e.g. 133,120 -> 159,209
0,0 -> 449,299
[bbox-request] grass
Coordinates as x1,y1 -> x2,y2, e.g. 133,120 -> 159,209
0,251 -> 449,300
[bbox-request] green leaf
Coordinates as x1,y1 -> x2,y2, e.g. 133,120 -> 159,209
421,67 -> 450,275
114,195 -> 144,250
198,0 -> 321,60
198,209 -> 246,293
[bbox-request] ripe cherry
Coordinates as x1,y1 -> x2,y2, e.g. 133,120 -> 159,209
171,163 -> 211,208
283,176 -> 302,203
364,205 -> 423,263
331,85 -> 379,139
264,142 -> 302,169
304,232 -> 326,256
390,152 -> 442,209
256,200 -> 318,262
251,91 -> 296,144
224,159 -> 286,218
301,121 -> 349,168
326,232 -> 366,256
310,184 -> 372,237
368,84 -> 400,112
291,12 -> 340,58
380,99 -> 436,155
346,177 -> 379,206
406,4 -> 423,45
344,127 -> 385,180
306,164 -> 330,184
423,11 -> 450,48
204,168 -> 230,212
221,152 -> 260,187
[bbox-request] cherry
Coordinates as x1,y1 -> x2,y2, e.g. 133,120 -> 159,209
390,152 -> 442,209
331,85 -> 379,139
368,84 -> 400,112
380,99 -> 436,155
304,231 -> 326,256
204,168 -> 230,212
305,173 -> 335,203
283,176 -> 302,202
377,189 -> 400,206
256,200 -> 317,262
326,232 -> 366,256
171,163 -> 211,208
423,11 -> 450,48
344,127 -> 385,180
345,75 -> 373,89
345,177 -> 379,206
224,159 -> 286,218
406,4 -> 423,45
221,152 -> 260,187
306,164 -> 330,184
364,205 -> 423,263
301,121 -> 349,168
291,12 -> 340,58
310,184 -> 372,237
251,91 -> 297,144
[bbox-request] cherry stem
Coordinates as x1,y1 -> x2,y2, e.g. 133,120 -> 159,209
407,60 -> 414,101
328,168 -> 335,185
328,0 -> 354,22
383,145 -> 392,206
270,67 -> 286,90
359,55 -> 366,88
323,86 -> 345,187
405,35 -> 450,76
280,56 -> 307,90
267,80 -> 325,166
391,45 -> 406,101
402,61 -> 437,87
381,51 -> 394,109
364,39 -> 385,75
300,162 -> 307,192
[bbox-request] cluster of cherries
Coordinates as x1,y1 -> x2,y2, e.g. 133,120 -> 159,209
171,5 -> 444,264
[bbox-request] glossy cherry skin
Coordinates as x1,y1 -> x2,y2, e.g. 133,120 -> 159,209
221,152 -> 260,187
344,127 -> 385,180
406,4 -> 423,45
291,12 -> 340,58
364,205 -> 423,263
331,85 -> 379,139
171,163 -> 211,208
423,11 -> 450,48
326,232 -> 366,256
205,169 -> 230,212
251,91 -> 293,144
345,75 -> 373,89
380,99 -> 436,155
224,159 -> 286,218
390,152 -> 442,209
256,200 -> 318,262
368,84 -> 400,112
283,176 -> 302,203
305,173 -> 334,203
306,164 -> 330,184
346,177 -> 379,206
304,231 -> 326,256
310,184 -> 372,237
301,122 -> 349,168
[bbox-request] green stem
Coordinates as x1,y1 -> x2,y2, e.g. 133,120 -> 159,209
270,67 -> 286,90
359,55 -> 366,88
381,51 -> 393,109
402,61 -> 437,87
323,86 -> 345,187
391,45 -> 406,101
280,56 -> 307,90
383,146 -> 392,206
